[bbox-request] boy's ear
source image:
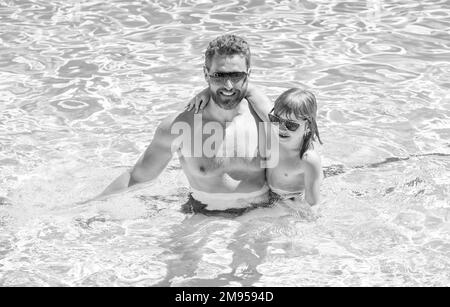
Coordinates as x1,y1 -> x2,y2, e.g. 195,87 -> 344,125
304,124 -> 311,134
247,68 -> 252,77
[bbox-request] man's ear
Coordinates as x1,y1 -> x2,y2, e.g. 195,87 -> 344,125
203,66 -> 209,83
247,68 -> 252,77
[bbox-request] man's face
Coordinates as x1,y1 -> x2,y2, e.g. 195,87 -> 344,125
204,54 -> 249,110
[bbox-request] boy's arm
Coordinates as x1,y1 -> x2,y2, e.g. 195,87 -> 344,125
99,115 -> 178,198
303,151 -> 323,206
186,88 -> 210,113
186,84 -> 273,119
245,84 -> 273,122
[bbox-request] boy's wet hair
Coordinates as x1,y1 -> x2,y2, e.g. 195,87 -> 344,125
205,34 -> 251,70
273,88 -> 323,159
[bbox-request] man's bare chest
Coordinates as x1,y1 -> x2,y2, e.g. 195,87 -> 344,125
178,114 -> 260,159
176,114 -> 263,176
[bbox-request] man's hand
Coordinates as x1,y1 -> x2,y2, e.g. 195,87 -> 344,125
186,88 -> 210,113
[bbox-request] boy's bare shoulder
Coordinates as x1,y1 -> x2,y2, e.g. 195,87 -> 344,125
302,150 -> 322,169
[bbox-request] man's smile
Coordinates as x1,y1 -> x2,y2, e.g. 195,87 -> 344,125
219,90 -> 236,96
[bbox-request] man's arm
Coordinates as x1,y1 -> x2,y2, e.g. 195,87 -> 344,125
99,115 -> 178,197
303,150 -> 323,206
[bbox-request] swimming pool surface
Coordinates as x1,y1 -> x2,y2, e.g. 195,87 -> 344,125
0,0 -> 449,286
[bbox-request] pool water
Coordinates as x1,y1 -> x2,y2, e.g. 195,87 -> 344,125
0,0 -> 449,286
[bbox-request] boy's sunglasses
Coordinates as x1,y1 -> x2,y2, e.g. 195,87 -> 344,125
208,71 -> 248,84
268,109 -> 307,132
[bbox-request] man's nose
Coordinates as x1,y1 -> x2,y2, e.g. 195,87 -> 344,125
224,79 -> 233,90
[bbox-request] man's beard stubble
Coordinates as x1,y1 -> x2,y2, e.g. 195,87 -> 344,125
210,84 -> 248,110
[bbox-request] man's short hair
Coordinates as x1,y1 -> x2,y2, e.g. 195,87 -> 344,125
204,34 -> 251,70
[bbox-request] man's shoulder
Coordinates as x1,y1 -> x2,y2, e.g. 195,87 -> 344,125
151,110 -> 196,150
157,109 -> 196,132
239,98 -> 262,120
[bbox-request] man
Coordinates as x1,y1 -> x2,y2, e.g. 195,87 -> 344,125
100,34 -> 273,215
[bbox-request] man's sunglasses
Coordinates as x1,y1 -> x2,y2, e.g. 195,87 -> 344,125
268,109 -> 308,132
208,71 -> 248,84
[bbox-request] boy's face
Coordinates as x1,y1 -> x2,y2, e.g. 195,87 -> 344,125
204,53 -> 249,110
271,112 -> 309,149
